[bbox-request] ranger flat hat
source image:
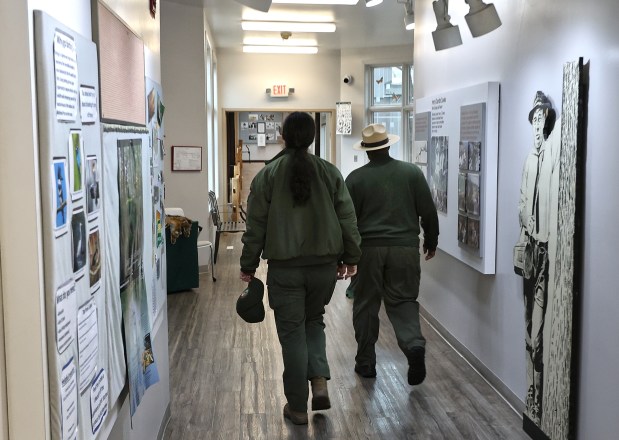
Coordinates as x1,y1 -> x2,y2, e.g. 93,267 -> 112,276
353,123 -> 400,151
236,277 -> 265,323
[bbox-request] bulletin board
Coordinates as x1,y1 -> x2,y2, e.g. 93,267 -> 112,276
34,11 -> 126,440
415,82 -> 499,274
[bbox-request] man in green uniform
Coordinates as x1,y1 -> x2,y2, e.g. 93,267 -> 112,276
345,123 -> 439,385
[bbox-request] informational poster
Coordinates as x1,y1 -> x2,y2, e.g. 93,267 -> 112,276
61,358 -> 78,440
90,369 -> 109,435
56,280 -> 77,354
79,85 -> 98,124
54,30 -> 78,122
336,101 -> 352,135
77,299 -> 98,393
415,82 -> 499,274
118,138 -> 159,416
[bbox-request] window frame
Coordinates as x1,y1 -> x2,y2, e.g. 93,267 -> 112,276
366,63 -> 415,162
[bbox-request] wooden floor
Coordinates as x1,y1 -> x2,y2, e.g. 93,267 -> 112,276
164,233 -> 528,440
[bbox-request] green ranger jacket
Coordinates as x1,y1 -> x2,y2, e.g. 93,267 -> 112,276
345,156 -> 439,250
240,149 -> 362,272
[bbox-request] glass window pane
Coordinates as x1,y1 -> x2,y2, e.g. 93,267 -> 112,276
372,111 -> 402,160
405,111 -> 414,162
408,65 -> 414,103
373,66 -> 403,106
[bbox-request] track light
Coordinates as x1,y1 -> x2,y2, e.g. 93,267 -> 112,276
431,0 -> 462,50
233,0 -> 273,13
464,0 -> 501,37
403,0 -> 415,30
365,0 -> 383,7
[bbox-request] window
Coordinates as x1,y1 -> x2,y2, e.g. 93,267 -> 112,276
367,64 -> 414,162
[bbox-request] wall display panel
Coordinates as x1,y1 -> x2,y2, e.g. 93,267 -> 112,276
239,111 -> 283,145
34,11 -> 126,439
416,82 -> 499,274
513,59 -> 587,440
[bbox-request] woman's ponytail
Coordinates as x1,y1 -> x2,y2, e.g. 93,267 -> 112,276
282,112 -> 316,205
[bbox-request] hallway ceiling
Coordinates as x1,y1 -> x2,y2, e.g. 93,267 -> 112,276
162,0 -> 414,52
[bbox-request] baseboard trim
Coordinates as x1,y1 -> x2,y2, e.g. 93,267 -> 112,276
158,403 -> 171,440
420,306 -> 525,416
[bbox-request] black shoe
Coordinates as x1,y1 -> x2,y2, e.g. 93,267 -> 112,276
407,347 -> 426,386
354,364 -> 377,378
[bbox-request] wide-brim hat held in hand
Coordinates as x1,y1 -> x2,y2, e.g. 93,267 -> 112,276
353,123 -> 400,151
236,277 -> 265,323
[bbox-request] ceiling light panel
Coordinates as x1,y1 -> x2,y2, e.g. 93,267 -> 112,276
242,21 -> 336,32
272,0 -> 357,4
244,36 -> 318,46
243,45 -> 319,54
243,10 -> 334,22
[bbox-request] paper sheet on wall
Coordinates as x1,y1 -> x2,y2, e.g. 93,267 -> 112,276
77,298 -> 98,393
61,357 -> 78,440
56,280 -> 77,354
54,30 -> 78,122
90,368 -> 109,435
79,85 -> 98,124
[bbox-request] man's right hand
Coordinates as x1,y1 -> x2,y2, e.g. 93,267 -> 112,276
337,264 -> 357,280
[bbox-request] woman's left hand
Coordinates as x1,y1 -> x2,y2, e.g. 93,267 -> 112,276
239,271 -> 253,282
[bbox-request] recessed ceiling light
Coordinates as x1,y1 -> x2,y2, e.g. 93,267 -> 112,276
243,45 -> 319,54
242,21 -> 336,32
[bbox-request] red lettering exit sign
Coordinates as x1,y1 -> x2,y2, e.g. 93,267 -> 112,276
270,84 -> 288,97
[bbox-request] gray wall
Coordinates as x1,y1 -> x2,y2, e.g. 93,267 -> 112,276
414,0 -> 619,438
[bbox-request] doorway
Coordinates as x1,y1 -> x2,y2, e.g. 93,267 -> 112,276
223,109 -> 336,206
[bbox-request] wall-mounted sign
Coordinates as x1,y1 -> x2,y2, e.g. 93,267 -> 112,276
270,84 -> 289,98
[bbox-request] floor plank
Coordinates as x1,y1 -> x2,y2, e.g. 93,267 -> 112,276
164,233 -> 527,439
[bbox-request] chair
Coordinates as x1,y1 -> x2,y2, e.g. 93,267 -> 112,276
208,190 -> 246,264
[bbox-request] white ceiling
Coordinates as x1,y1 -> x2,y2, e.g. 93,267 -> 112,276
162,0 -> 414,52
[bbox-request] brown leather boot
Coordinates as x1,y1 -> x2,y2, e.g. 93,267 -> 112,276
310,377 -> 331,411
283,404 -> 308,425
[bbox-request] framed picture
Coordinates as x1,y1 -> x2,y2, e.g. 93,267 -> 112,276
257,122 -> 266,134
171,146 -> 202,171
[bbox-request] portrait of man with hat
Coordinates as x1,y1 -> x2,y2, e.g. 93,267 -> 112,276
345,123 -> 439,386
515,90 -> 561,424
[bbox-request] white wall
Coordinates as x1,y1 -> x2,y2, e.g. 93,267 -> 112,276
414,0 -> 619,437
161,1 -> 211,234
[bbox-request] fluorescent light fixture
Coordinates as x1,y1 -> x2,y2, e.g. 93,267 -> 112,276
243,45 -> 318,54
242,21 -> 336,32
234,0 -> 272,13
365,0 -> 383,6
243,11 -> 334,22
464,0 -> 501,37
273,0 -> 358,4
244,36 -> 318,46
431,0 -> 462,50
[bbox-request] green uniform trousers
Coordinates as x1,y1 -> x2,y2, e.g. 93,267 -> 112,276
353,246 -> 425,367
266,262 -> 337,412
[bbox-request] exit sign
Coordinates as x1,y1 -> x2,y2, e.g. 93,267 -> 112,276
270,84 -> 288,97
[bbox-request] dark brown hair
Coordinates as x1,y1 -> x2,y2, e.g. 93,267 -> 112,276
282,112 -> 315,205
